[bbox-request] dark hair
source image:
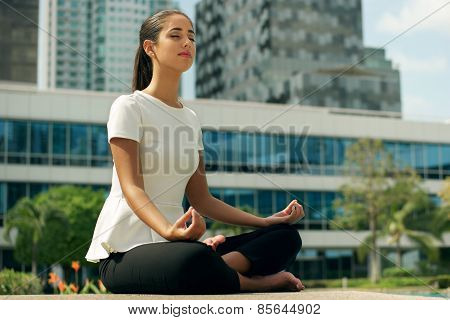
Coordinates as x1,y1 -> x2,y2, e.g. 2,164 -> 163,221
132,9 -> 194,91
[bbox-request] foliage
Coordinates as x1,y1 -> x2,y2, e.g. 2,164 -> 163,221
330,138 -> 447,283
439,177 -> 450,205
380,168 -> 444,265
428,275 -> 450,289
47,260 -> 109,294
34,185 -> 106,265
331,138 -> 392,283
304,276 -> 442,289
0,269 -> 43,295
436,177 -> 450,235
3,196 -> 67,274
415,260 -> 450,276
3,185 -> 106,272
382,267 -> 415,277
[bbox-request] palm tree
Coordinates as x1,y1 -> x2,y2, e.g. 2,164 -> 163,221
357,169 -> 445,270
386,197 -> 441,267
3,197 -> 65,275
332,138 -> 392,283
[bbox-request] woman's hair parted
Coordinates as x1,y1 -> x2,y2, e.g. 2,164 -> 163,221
132,9 -> 194,91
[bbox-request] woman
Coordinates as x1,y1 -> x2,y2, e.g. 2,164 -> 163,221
85,9 -> 306,295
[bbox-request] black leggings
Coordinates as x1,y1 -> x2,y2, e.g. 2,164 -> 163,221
99,223 -> 302,295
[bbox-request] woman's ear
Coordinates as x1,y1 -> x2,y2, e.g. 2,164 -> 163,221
143,39 -> 155,56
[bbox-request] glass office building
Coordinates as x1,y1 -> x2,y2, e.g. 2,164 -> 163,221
37,0 -> 179,92
0,0 -> 39,83
195,0 -> 401,113
0,84 -> 448,278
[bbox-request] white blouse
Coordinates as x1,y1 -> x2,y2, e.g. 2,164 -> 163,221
85,90 -> 204,263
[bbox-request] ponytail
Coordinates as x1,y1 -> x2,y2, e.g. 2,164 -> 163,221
132,45 -> 153,91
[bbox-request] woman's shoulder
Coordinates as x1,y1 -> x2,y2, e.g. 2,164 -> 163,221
109,92 -> 142,115
111,92 -> 140,107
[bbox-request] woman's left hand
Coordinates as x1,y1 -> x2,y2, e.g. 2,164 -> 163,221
265,200 -> 305,226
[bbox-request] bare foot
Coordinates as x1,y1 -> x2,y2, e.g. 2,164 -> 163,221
203,235 -> 226,251
252,272 -> 305,292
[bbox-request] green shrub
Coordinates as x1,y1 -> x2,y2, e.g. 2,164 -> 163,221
303,280 -> 327,288
303,276 -> 435,289
0,269 -> 43,295
416,261 -> 450,277
382,267 -> 415,277
378,277 -> 425,288
428,275 -> 450,289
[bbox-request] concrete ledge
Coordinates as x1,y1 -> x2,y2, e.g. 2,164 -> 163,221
0,289 -> 446,300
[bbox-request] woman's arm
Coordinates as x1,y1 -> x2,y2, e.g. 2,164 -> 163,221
110,137 -> 173,238
200,196 -> 268,228
185,152 -> 268,228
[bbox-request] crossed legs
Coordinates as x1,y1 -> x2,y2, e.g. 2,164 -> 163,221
216,223 -> 305,292
222,251 -> 251,274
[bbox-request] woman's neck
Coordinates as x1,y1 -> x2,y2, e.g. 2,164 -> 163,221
143,71 -> 181,108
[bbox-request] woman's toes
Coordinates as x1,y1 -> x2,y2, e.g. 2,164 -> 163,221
214,235 -> 226,243
296,283 -> 305,291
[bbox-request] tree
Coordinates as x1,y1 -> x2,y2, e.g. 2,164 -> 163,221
332,139 -> 448,282
377,169 -> 443,267
331,138 -> 392,283
438,177 -> 450,235
33,185 -> 106,266
3,185 -> 106,276
3,197 -> 67,275
439,177 -> 450,205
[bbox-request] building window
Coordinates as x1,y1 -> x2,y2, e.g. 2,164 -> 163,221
30,122 -> 49,165
7,120 -> 28,164
0,120 -> 5,163
257,190 -> 273,215
52,122 -> 67,165
91,125 -> 110,167
69,124 -> 89,166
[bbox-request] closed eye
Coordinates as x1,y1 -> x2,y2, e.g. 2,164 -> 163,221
171,35 -> 195,42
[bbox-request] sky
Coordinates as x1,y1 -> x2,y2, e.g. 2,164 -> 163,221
179,0 -> 450,123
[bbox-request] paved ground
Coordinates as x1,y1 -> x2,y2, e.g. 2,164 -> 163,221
0,289 -> 446,300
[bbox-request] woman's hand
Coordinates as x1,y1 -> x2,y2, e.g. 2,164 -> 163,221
265,200 -> 305,226
203,234 -> 226,251
165,206 -> 206,241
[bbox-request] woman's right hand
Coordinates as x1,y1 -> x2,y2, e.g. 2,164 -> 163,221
165,206 -> 206,241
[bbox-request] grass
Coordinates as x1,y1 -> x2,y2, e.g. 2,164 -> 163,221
303,276 -> 446,289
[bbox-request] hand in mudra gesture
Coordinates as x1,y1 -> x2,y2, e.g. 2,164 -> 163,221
265,199 -> 305,226
166,206 -> 206,241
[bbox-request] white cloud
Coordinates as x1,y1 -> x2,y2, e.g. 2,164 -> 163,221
388,51 -> 448,73
377,0 -> 450,35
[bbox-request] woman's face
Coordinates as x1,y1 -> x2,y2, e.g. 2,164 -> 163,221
146,14 -> 196,73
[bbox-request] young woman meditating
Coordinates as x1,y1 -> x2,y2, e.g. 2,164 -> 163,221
85,9 -> 305,295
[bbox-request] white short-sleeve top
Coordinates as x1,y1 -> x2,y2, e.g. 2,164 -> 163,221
85,90 -> 204,263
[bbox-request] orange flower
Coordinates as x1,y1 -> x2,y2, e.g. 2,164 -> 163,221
69,283 -> 79,293
58,281 -> 66,293
98,279 -> 106,292
71,261 -> 80,272
48,272 -> 60,285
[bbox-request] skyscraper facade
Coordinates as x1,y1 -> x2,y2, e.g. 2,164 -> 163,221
195,0 -> 401,113
37,0 -> 179,92
0,0 -> 39,83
